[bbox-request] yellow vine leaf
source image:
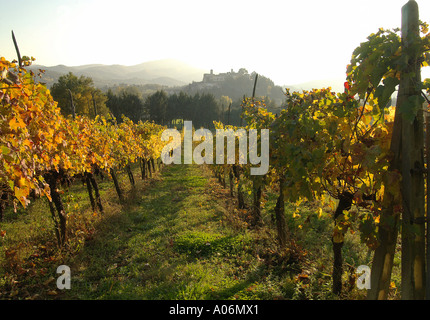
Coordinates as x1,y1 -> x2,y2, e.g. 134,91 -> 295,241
9,117 -> 26,131
14,185 -> 30,207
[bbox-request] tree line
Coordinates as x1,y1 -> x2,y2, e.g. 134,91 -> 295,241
50,72 -> 247,129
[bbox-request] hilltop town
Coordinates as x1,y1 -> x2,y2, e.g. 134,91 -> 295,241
181,68 -> 285,108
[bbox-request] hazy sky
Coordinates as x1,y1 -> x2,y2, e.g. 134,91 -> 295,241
1,0 -> 430,86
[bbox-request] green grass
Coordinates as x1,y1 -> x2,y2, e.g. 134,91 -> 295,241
59,164 -> 297,300
0,162 -> 401,300
0,168 -> 124,299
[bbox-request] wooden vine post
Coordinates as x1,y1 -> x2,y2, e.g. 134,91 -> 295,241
250,74 -> 263,226
274,176 -> 288,248
367,0 -> 425,300
426,112 -> 430,299
398,0 -> 426,300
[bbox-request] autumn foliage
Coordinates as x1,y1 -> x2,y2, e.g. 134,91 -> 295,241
0,56 -> 167,244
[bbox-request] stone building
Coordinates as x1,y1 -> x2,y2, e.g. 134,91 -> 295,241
203,69 -> 238,83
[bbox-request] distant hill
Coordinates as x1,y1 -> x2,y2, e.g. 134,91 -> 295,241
29,59 -> 209,88
28,59 -> 347,108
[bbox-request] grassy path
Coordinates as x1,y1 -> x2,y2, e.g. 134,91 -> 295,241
1,161 -> 380,300
62,164 -> 292,300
